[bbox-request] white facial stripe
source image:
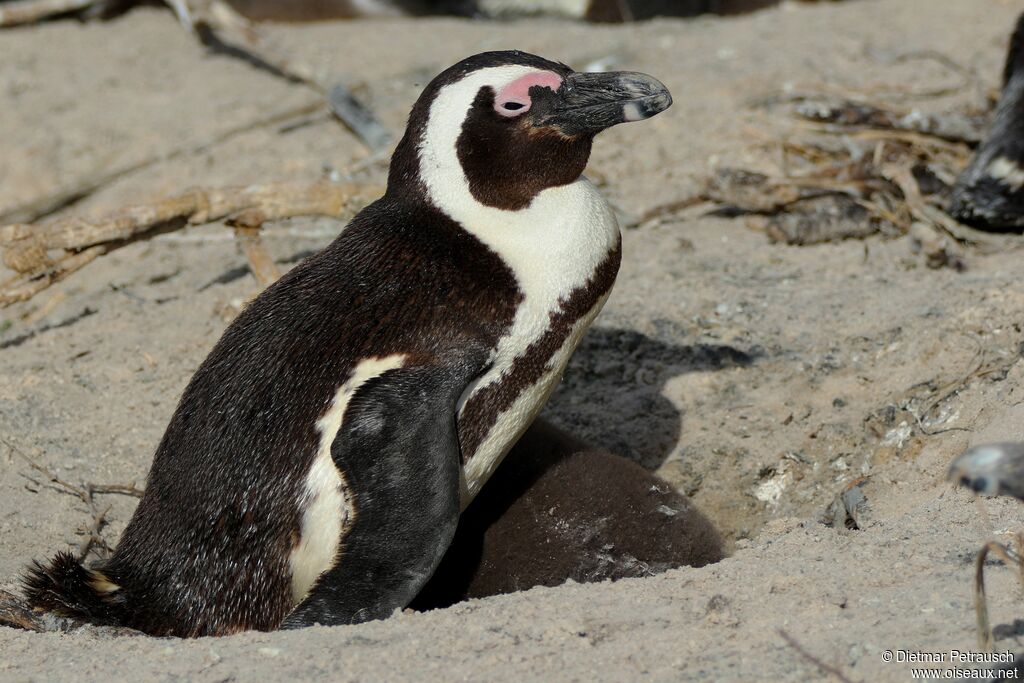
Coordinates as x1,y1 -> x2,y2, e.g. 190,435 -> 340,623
420,64 -> 546,215
421,65 -> 621,503
289,354 -> 407,606
986,157 -> 1024,191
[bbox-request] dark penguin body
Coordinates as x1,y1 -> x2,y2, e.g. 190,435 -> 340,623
950,443 -> 1024,502
949,12 -> 1024,229
224,0 -> 479,21
24,51 -> 671,637
413,419 -> 723,610
480,0 -> 778,22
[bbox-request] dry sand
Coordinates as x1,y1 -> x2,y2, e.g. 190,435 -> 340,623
3,0 -> 1024,680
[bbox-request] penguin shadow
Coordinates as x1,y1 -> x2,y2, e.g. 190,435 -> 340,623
413,326 -> 757,611
547,324 -> 759,470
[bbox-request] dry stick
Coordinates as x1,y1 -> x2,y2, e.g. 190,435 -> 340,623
873,48 -> 978,100
976,542 -> 1003,652
972,528 -> 1024,652
906,335 -> 989,436
88,483 -> 145,497
0,0 -> 97,27
793,121 -> 974,155
77,502 -> 112,561
778,630 -> 859,683
1,436 -> 144,563
234,230 -> 281,285
190,0 -> 390,150
1017,531 -> 1024,592
0,180 -> 376,307
0,245 -> 106,309
973,537 -> 1024,652
882,164 -> 1022,254
3,180 -> 365,255
0,438 -> 146,634
974,496 -> 993,541
0,0 -> 387,149
0,590 -> 45,633
0,98 -> 325,225
638,194 -> 708,224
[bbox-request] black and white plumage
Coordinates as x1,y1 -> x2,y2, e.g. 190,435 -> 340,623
949,443 -> 1024,502
479,0 -> 777,22
23,50 -> 671,636
224,0 -> 480,21
949,11 -> 1024,229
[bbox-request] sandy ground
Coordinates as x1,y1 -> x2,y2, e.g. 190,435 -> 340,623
4,0 -> 1024,680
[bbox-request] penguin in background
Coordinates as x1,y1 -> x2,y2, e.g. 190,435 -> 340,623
477,0 -> 779,23
23,51 -> 672,636
223,0 -> 480,21
949,11 -> 1024,230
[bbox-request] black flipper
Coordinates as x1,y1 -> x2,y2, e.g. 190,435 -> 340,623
281,355 -> 481,628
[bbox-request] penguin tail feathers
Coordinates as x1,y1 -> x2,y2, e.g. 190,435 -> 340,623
22,551 -> 128,626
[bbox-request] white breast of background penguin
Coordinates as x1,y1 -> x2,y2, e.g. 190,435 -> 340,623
418,65 -> 621,502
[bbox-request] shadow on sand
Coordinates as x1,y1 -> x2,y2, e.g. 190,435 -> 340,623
414,327 -> 759,610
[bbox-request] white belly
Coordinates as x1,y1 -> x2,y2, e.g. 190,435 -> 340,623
449,178 -> 620,503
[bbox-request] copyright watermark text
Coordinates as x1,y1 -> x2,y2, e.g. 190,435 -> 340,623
881,650 -> 1017,679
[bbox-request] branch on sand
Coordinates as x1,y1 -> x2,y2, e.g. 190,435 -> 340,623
0,98 -> 326,226
2,436 -> 145,562
0,180 -> 379,307
645,91 -> 1024,265
0,0 -> 97,27
184,1 -> 391,149
0,588 -> 140,635
778,629 -> 860,683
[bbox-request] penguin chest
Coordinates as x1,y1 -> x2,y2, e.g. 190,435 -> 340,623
454,178 -> 622,503
457,287 -> 614,502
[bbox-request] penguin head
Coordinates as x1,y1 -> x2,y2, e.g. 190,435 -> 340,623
388,50 -> 672,211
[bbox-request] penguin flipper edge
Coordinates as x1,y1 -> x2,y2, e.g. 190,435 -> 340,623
281,359 -> 477,628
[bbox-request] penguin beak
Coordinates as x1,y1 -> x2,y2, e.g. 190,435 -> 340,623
538,71 -> 672,137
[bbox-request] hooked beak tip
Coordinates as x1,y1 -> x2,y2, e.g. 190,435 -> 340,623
622,87 -> 672,122
545,70 -> 672,136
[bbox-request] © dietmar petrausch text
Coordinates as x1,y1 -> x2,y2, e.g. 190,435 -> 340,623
880,649 -> 1018,679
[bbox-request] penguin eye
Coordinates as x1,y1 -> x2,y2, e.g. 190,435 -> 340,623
492,71 -> 561,118
494,98 -> 530,118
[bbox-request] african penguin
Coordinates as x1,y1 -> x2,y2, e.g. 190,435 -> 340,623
478,0 -> 778,22
950,443 -> 1024,502
23,50 -> 671,637
224,0 -> 479,21
412,418 -> 724,610
949,11 -> 1024,229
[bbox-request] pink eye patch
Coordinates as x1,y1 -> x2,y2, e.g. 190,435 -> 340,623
494,71 -> 563,117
